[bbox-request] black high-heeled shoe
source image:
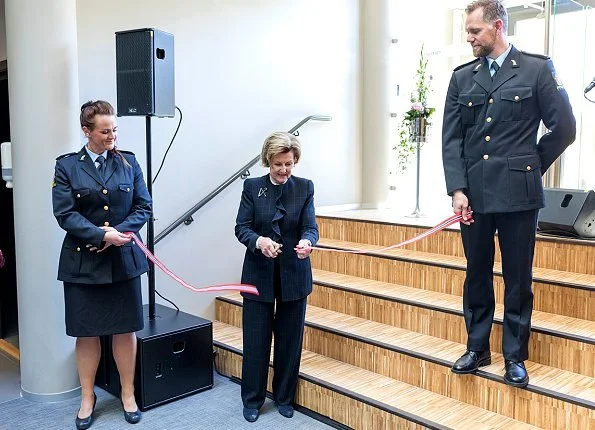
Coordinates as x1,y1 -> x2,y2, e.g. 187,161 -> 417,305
75,392 -> 97,430
121,400 -> 142,424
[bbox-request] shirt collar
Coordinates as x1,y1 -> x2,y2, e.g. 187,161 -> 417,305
486,43 -> 512,70
84,146 -> 108,162
268,174 -> 288,186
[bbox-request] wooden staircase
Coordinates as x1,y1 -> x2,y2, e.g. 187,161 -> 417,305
213,213 -> 595,429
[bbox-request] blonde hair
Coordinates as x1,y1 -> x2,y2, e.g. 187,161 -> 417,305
260,132 -> 302,167
466,0 -> 508,33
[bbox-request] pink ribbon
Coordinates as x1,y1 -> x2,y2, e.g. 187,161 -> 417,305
310,213 -> 470,254
128,233 -> 259,295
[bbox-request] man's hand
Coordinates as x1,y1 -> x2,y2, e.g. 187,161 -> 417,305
452,190 -> 474,225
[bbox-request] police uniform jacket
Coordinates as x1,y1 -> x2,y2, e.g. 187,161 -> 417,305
52,147 -> 152,284
442,45 -> 576,213
235,174 -> 319,303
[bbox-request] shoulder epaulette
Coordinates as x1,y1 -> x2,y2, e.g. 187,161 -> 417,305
453,58 -> 481,71
55,152 -> 77,160
521,51 -> 550,60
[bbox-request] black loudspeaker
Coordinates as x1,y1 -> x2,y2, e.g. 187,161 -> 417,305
538,188 -> 595,238
96,304 -> 213,411
115,28 -> 175,117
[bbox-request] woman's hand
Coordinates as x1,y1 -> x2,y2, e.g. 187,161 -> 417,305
259,237 -> 282,258
295,239 -> 312,259
86,227 -> 130,252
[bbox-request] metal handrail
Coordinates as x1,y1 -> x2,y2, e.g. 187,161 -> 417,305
154,115 -> 331,244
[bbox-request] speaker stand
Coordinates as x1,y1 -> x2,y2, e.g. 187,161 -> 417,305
96,115 -> 214,410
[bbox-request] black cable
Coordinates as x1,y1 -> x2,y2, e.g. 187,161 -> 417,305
152,105 -> 182,184
585,93 -> 595,104
155,289 -> 180,311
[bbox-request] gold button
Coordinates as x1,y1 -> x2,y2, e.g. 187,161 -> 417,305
527,166 -> 532,171
103,205 -> 109,211
483,155 -> 489,160
103,189 -> 108,194
514,95 -> 520,101
489,98 -> 494,104
486,117 -> 492,123
104,222 -> 110,226
468,101 -> 473,107
485,136 -> 491,142
76,247 -> 81,252
76,193 -> 81,198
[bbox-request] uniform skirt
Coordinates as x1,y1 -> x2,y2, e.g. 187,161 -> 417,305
63,276 -> 144,337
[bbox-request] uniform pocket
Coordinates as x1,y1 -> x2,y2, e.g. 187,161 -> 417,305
501,87 -> 532,121
61,245 -> 83,276
457,94 -> 486,125
508,154 -> 542,205
73,188 -> 90,200
119,184 -> 133,193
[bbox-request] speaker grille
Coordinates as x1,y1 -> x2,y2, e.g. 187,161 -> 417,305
116,30 -> 154,115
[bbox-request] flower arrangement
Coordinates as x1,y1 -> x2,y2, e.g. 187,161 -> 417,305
394,45 -> 436,172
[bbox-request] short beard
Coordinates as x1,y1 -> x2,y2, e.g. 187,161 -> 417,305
473,45 -> 492,58
472,33 -> 497,58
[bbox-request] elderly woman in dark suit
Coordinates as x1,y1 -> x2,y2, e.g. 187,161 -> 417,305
52,100 -> 150,429
235,132 -> 318,422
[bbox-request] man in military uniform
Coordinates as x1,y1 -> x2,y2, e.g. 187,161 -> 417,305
442,0 -> 575,387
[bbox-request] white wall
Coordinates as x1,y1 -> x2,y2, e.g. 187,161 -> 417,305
76,0 -> 362,319
388,1 -> 454,214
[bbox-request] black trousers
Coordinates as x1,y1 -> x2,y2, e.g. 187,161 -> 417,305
241,261 -> 307,409
460,209 -> 538,361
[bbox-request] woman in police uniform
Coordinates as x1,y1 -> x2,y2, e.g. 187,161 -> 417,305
52,100 -> 151,429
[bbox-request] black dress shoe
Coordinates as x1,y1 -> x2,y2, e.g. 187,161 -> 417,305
278,404 -> 294,418
504,360 -> 529,387
121,401 -> 142,424
243,407 -> 259,422
451,350 -> 491,374
75,392 -> 97,430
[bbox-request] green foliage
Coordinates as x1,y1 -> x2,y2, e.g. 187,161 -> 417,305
394,45 -> 435,173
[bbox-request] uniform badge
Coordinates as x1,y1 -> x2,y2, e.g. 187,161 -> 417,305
258,187 -> 267,198
510,59 -> 517,66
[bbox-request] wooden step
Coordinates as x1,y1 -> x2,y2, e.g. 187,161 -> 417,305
307,270 -> 595,377
213,321 -> 541,430
317,215 -> 595,276
0,339 -> 19,362
217,293 -> 595,429
311,238 -> 595,322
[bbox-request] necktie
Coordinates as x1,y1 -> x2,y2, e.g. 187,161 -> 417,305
490,61 -> 500,79
96,155 -> 106,179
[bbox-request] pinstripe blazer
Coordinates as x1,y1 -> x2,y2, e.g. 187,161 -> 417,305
235,174 -> 318,303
